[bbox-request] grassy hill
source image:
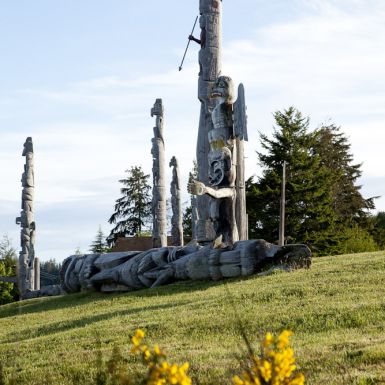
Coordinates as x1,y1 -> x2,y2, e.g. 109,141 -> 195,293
0,251 -> 384,385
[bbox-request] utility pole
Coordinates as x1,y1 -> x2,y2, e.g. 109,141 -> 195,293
278,161 -> 287,246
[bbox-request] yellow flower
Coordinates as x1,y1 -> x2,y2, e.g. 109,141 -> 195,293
277,330 -> 293,350
259,359 -> 272,382
263,332 -> 274,348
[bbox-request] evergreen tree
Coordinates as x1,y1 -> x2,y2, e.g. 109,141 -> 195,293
370,211 -> 385,249
107,166 -> 151,246
40,259 -> 62,286
0,235 -> 18,303
89,226 -> 109,253
182,161 -> 198,241
247,107 -> 337,254
182,205 -> 193,240
313,124 -> 375,226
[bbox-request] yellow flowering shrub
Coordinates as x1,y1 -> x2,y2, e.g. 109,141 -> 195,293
233,330 -> 305,385
130,329 -> 192,385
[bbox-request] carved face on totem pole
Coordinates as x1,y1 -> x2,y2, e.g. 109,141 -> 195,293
207,76 -> 236,188
210,75 -> 234,104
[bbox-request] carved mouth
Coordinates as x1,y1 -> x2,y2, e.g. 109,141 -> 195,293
211,91 -> 223,98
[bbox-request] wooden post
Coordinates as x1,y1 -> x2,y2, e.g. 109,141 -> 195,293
279,161 -> 287,246
34,257 -> 40,290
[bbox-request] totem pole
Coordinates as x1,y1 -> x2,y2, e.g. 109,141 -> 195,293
188,75 -> 248,245
189,0 -> 222,243
169,156 -> 183,246
151,99 -> 167,248
16,137 -> 39,297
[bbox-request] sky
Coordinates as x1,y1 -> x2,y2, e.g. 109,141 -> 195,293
0,0 -> 384,262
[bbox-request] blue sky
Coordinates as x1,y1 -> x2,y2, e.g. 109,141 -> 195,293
1,0 -> 384,261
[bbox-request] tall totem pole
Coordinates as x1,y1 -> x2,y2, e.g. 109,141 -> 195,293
151,99 -> 167,248
191,0 -> 222,243
169,156 -> 183,246
16,137 -> 38,297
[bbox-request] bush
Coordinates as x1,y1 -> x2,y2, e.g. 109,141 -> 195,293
338,225 -> 378,254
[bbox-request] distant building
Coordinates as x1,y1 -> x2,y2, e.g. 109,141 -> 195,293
111,236 -> 172,252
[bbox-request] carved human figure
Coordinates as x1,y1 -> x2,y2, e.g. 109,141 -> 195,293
189,76 -> 239,245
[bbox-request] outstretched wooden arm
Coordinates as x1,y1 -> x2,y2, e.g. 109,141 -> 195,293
188,181 -> 234,199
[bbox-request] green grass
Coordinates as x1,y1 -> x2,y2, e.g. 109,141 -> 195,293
0,251 -> 384,385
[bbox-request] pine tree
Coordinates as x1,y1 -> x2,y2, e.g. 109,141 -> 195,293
247,107 -> 337,254
313,124 -> 375,225
182,161 -> 198,241
89,226 -> 109,253
107,166 -> 151,246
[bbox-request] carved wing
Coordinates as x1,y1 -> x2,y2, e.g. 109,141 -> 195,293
233,83 -> 248,141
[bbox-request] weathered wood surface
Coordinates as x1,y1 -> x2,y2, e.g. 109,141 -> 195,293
195,0 -> 222,243
151,99 -> 167,248
16,137 -> 38,297
170,156 -> 183,246
60,241 -> 312,293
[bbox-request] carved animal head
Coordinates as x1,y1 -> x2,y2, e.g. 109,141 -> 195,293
211,76 -> 234,104
169,156 -> 178,168
22,137 -> 33,156
151,98 -> 164,117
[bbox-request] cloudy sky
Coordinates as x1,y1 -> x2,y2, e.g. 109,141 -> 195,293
0,0 -> 384,262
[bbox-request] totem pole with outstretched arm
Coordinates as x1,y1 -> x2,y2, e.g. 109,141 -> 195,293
189,0 -> 223,243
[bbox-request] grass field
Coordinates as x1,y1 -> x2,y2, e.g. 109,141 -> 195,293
0,251 -> 384,384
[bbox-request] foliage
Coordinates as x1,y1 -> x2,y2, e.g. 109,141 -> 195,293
182,205 -> 192,241
337,225 -> 378,254
0,262 -> 14,305
247,108 -> 376,255
313,124 -> 375,226
40,259 -> 62,286
108,166 -> 151,247
0,235 -> 18,303
0,251 -> 384,384
182,161 -> 198,241
130,329 -> 191,385
247,107 -> 337,254
233,330 -> 304,385
90,226 -> 110,253
369,212 -> 385,249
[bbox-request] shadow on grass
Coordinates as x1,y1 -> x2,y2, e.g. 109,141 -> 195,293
0,278 -> 235,320
3,299 -> 192,344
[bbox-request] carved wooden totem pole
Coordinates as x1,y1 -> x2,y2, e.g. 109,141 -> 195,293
189,76 -> 248,245
190,0 -> 222,243
169,156 -> 183,246
151,99 -> 167,248
16,137 -> 39,297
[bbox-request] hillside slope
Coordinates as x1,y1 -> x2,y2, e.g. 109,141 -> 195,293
0,251 -> 384,384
